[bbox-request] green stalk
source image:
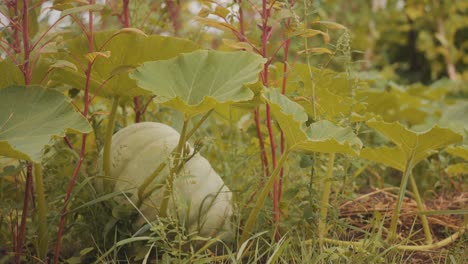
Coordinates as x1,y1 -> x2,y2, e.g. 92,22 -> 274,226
318,153 -> 336,239
409,174 -> 433,244
102,96 -> 120,192
34,163 -> 48,261
185,109 -> 213,141
388,156 -> 414,241
240,151 -> 290,245
159,119 -> 189,217
137,162 -> 167,204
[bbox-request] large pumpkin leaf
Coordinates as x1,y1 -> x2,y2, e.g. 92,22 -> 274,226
130,50 -> 266,117
439,102 -> 468,137
51,30 -> 200,98
0,85 -> 92,162
263,88 -> 362,156
360,147 -> 406,171
367,120 -> 463,164
274,63 -> 364,120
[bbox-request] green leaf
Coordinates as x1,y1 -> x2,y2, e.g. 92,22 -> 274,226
367,120 -> 463,164
446,146 -> 468,160
277,63 -> 364,120
263,89 -> 362,156
130,50 -> 266,117
0,59 -> 24,88
0,85 -> 92,162
61,4 -> 104,16
439,102 -> 468,137
52,30 -> 200,98
360,147 -> 406,171
445,163 -> 468,177
298,121 -> 363,156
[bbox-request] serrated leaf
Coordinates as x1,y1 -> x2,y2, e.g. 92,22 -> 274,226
0,85 -> 92,162
263,89 -> 362,156
367,119 -> 463,164
130,50 -> 266,117
51,30 -> 200,98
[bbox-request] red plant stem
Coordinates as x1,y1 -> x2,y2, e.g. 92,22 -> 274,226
12,1 -> 21,53
16,163 -> 33,264
259,0 -> 281,241
235,0 -> 269,180
238,0 -> 245,35
21,0 -> 31,84
15,1 -> 33,261
165,0 -> 181,36
53,2 -> 94,262
120,0 -> 142,123
254,108 -> 269,177
122,0 -> 130,27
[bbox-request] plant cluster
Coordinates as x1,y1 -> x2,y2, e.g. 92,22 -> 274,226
0,0 -> 466,263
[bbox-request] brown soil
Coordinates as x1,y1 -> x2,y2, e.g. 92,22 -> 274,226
338,189 -> 467,263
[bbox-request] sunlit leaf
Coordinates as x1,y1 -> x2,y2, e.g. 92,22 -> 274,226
0,85 -> 92,162
130,50 -> 266,117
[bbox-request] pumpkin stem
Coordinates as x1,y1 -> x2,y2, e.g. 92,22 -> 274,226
160,119 -> 189,217
102,96 -> 120,192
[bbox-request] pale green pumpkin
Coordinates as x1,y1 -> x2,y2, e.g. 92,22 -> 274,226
107,122 -> 233,240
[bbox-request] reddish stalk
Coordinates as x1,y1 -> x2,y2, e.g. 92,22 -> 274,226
235,0 -> 269,179
53,1 -> 95,262
258,0 -> 281,241
118,0 -> 142,123
165,0 -> 181,36
16,163 -> 33,264
122,0 -> 130,28
15,1 -> 33,262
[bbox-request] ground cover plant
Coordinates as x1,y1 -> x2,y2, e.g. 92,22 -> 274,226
0,0 -> 467,263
